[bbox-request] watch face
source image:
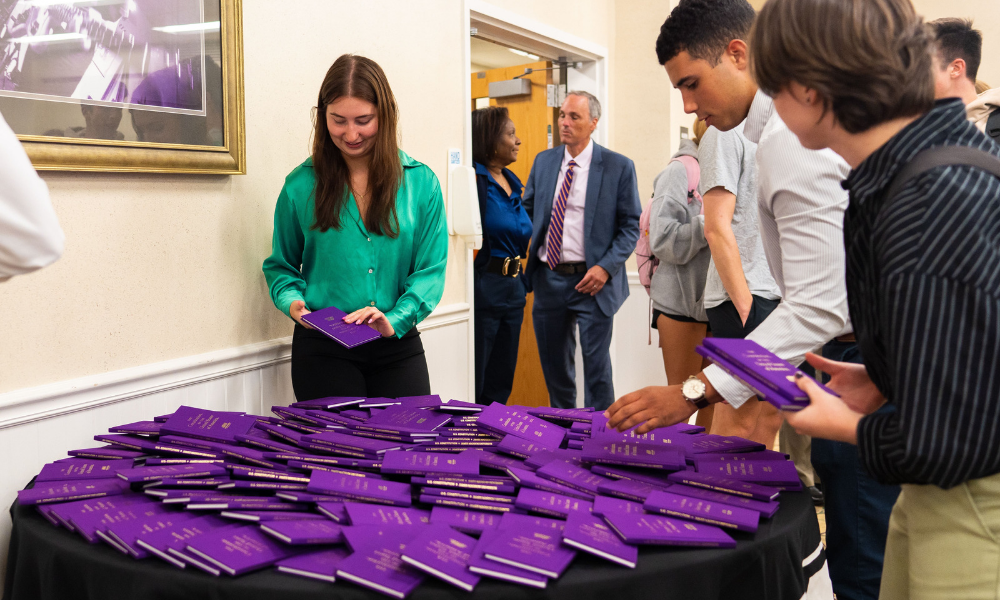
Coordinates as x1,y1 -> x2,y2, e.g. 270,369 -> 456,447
682,378 -> 706,400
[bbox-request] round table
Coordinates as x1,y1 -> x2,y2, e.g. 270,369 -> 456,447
3,486 -> 822,600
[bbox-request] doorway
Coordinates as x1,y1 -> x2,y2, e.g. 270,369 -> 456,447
465,4 -> 608,408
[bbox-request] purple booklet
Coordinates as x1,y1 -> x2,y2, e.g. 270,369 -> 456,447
361,405 -> 452,433
429,506 -> 502,535
117,463 -> 228,483
307,471 -> 412,506
644,490 -> 760,532
288,460 -> 382,480
496,435 -> 553,459
562,511 -> 639,568
108,420 -> 163,436
411,476 -> 516,494
692,449 -> 790,462
301,305 -> 382,349
228,465 -> 309,484
581,439 -> 685,471
301,431 -> 400,456
217,480 -> 308,492
159,406 -> 258,444
536,460 -> 611,497
466,529 -> 548,588
524,449 -> 584,470
590,464 -> 675,489
591,495 -> 645,518
270,453 -> 381,471
47,495 -> 143,530
476,403 -> 567,448
695,459 -> 801,486
667,471 -> 780,501
483,525 -> 577,579
290,396 -> 365,410
696,344 -> 811,412
335,527 -> 427,598
419,494 -> 515,514
186,499 -> 302,512
436,400 -> 483,414
68,447 -> 145,461
135,515 -> 234,569
106,511 -> 199,558
72,500 -> 171,544
596,478 -> 661,502
380,450 -> 479,476
144,476 -> 230,489
260,519 -> 344,544
475,450 -> 527,473
400,524 -> 481,592
703,337 -> 841,403
514,488 -> 593,519
603,512 -> 736,548
506,467 -> 594,501
185,526 -> 296,576
220,510 -> 327,522
668,483 -> 780,518
420,487 -> 515,505
235,434 -> 303,455
498,512 -> 566,532
17,479 -> 130,506
36,458 -> 134,482
525,406 -> 595,424
316,501 -> 349,523
344,503 -> 431,527
276,547 -> 351,583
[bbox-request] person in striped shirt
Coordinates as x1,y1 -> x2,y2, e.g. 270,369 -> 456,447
750,0 -> 1000,597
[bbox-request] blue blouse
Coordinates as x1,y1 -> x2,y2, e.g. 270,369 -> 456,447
475,162 -> 532,259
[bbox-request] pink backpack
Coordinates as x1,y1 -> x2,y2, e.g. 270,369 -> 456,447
636,155 -> 702,295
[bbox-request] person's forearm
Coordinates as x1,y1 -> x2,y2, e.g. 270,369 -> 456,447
705,228 -> 753,317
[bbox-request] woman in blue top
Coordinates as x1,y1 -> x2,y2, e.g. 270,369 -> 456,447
471,107 -> 532,405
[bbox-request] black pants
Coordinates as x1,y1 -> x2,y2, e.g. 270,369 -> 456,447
291,323 -> 431,400
705,295 -> 780,339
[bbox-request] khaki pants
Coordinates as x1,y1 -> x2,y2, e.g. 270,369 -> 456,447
779,420 -> 816,488
880,471 -> 1000,599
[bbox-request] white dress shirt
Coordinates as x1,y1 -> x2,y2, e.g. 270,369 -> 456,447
704,91 -> 853,408
539,138 -> 593,264
0,114 -> 63,282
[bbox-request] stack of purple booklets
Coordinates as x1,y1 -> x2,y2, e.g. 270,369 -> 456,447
17,395 -> 808,597
696,338 -> 840,411
301,305 -> 383,349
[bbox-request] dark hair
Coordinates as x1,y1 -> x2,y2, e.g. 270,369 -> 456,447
750,0 -> 934,134
930,18 -> 982,82
312,54 -> 402,237
471,106 -> 510,167
655,0 -> 756,65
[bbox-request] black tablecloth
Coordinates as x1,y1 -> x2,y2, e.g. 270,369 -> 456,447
3,485 -> 821,600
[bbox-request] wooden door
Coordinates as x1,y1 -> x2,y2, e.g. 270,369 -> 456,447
471,61 -> 558,408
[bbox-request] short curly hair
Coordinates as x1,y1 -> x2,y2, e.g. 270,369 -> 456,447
750,0 -> 934,134
655,0 -> 756,66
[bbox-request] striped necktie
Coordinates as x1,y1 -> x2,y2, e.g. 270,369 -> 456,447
546,160 -> 578,269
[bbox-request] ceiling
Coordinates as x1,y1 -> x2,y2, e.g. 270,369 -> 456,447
470,37 -> 546,71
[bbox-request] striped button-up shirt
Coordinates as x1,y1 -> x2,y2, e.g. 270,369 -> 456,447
705,91 -> 852,408
847,99 -> 1000,489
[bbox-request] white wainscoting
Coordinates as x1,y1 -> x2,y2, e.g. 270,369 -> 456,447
0,303 -> 471,589
613,273 -> 673,394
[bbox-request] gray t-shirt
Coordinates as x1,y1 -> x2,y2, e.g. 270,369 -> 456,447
697,123 -> 780,308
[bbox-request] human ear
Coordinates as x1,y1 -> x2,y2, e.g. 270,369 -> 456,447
951,58 -> 967,80
727,39 -> 750,70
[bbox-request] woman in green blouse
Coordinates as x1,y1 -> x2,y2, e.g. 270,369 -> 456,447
263,54 -> 448,400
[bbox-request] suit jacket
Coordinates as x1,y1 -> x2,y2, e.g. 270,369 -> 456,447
522,142 -> 641,317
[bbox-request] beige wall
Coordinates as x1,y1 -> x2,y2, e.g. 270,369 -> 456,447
0,0 -> 470,393
1,0 -> 650,395
912,0 -> 1000,89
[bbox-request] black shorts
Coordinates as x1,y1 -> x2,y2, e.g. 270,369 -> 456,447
651,308 -> 711,332
705,296 -> 780,339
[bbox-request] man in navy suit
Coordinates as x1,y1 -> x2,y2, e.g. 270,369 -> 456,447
522,91 -> 641,411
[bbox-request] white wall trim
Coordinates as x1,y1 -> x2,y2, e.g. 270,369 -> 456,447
468,0 -> 609,60
0,303 -> 471,430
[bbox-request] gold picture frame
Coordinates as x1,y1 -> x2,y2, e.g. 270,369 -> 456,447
4,0 -> 245,175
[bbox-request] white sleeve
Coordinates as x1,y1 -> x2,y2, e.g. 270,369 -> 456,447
706,128 -> 851,408
0,113 -> 64,281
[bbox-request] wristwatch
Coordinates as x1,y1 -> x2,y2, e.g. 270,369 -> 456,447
682,376 -> 709,409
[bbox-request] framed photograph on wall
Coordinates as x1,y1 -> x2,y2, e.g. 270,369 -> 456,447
0,0 -> 245,174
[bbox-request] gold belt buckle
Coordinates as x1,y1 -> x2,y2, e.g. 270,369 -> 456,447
502,256 -> 521,278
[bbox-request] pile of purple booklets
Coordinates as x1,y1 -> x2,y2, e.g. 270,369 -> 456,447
18,397 -> 804,597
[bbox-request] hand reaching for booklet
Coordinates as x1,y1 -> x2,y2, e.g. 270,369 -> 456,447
802,352 -> 885,415
290,300 -> 313,329
344,306 -> 395,338
784,374 -> 863,444
604,385 -> 697,434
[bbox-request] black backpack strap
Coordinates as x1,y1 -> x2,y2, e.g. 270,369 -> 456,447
885,145 -> 1000,200
986,108 -> 1000,142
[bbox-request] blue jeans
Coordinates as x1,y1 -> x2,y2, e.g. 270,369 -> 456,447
531,267 -> 615,411
811,340 -> 900,600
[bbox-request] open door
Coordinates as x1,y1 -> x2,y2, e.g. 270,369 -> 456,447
471,61 -> 558,408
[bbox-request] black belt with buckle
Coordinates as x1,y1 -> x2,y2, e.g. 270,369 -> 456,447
551,262 -> 588,275
485,256 -> 523,278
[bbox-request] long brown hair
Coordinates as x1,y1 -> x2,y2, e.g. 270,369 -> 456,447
312,54 -> 402,236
